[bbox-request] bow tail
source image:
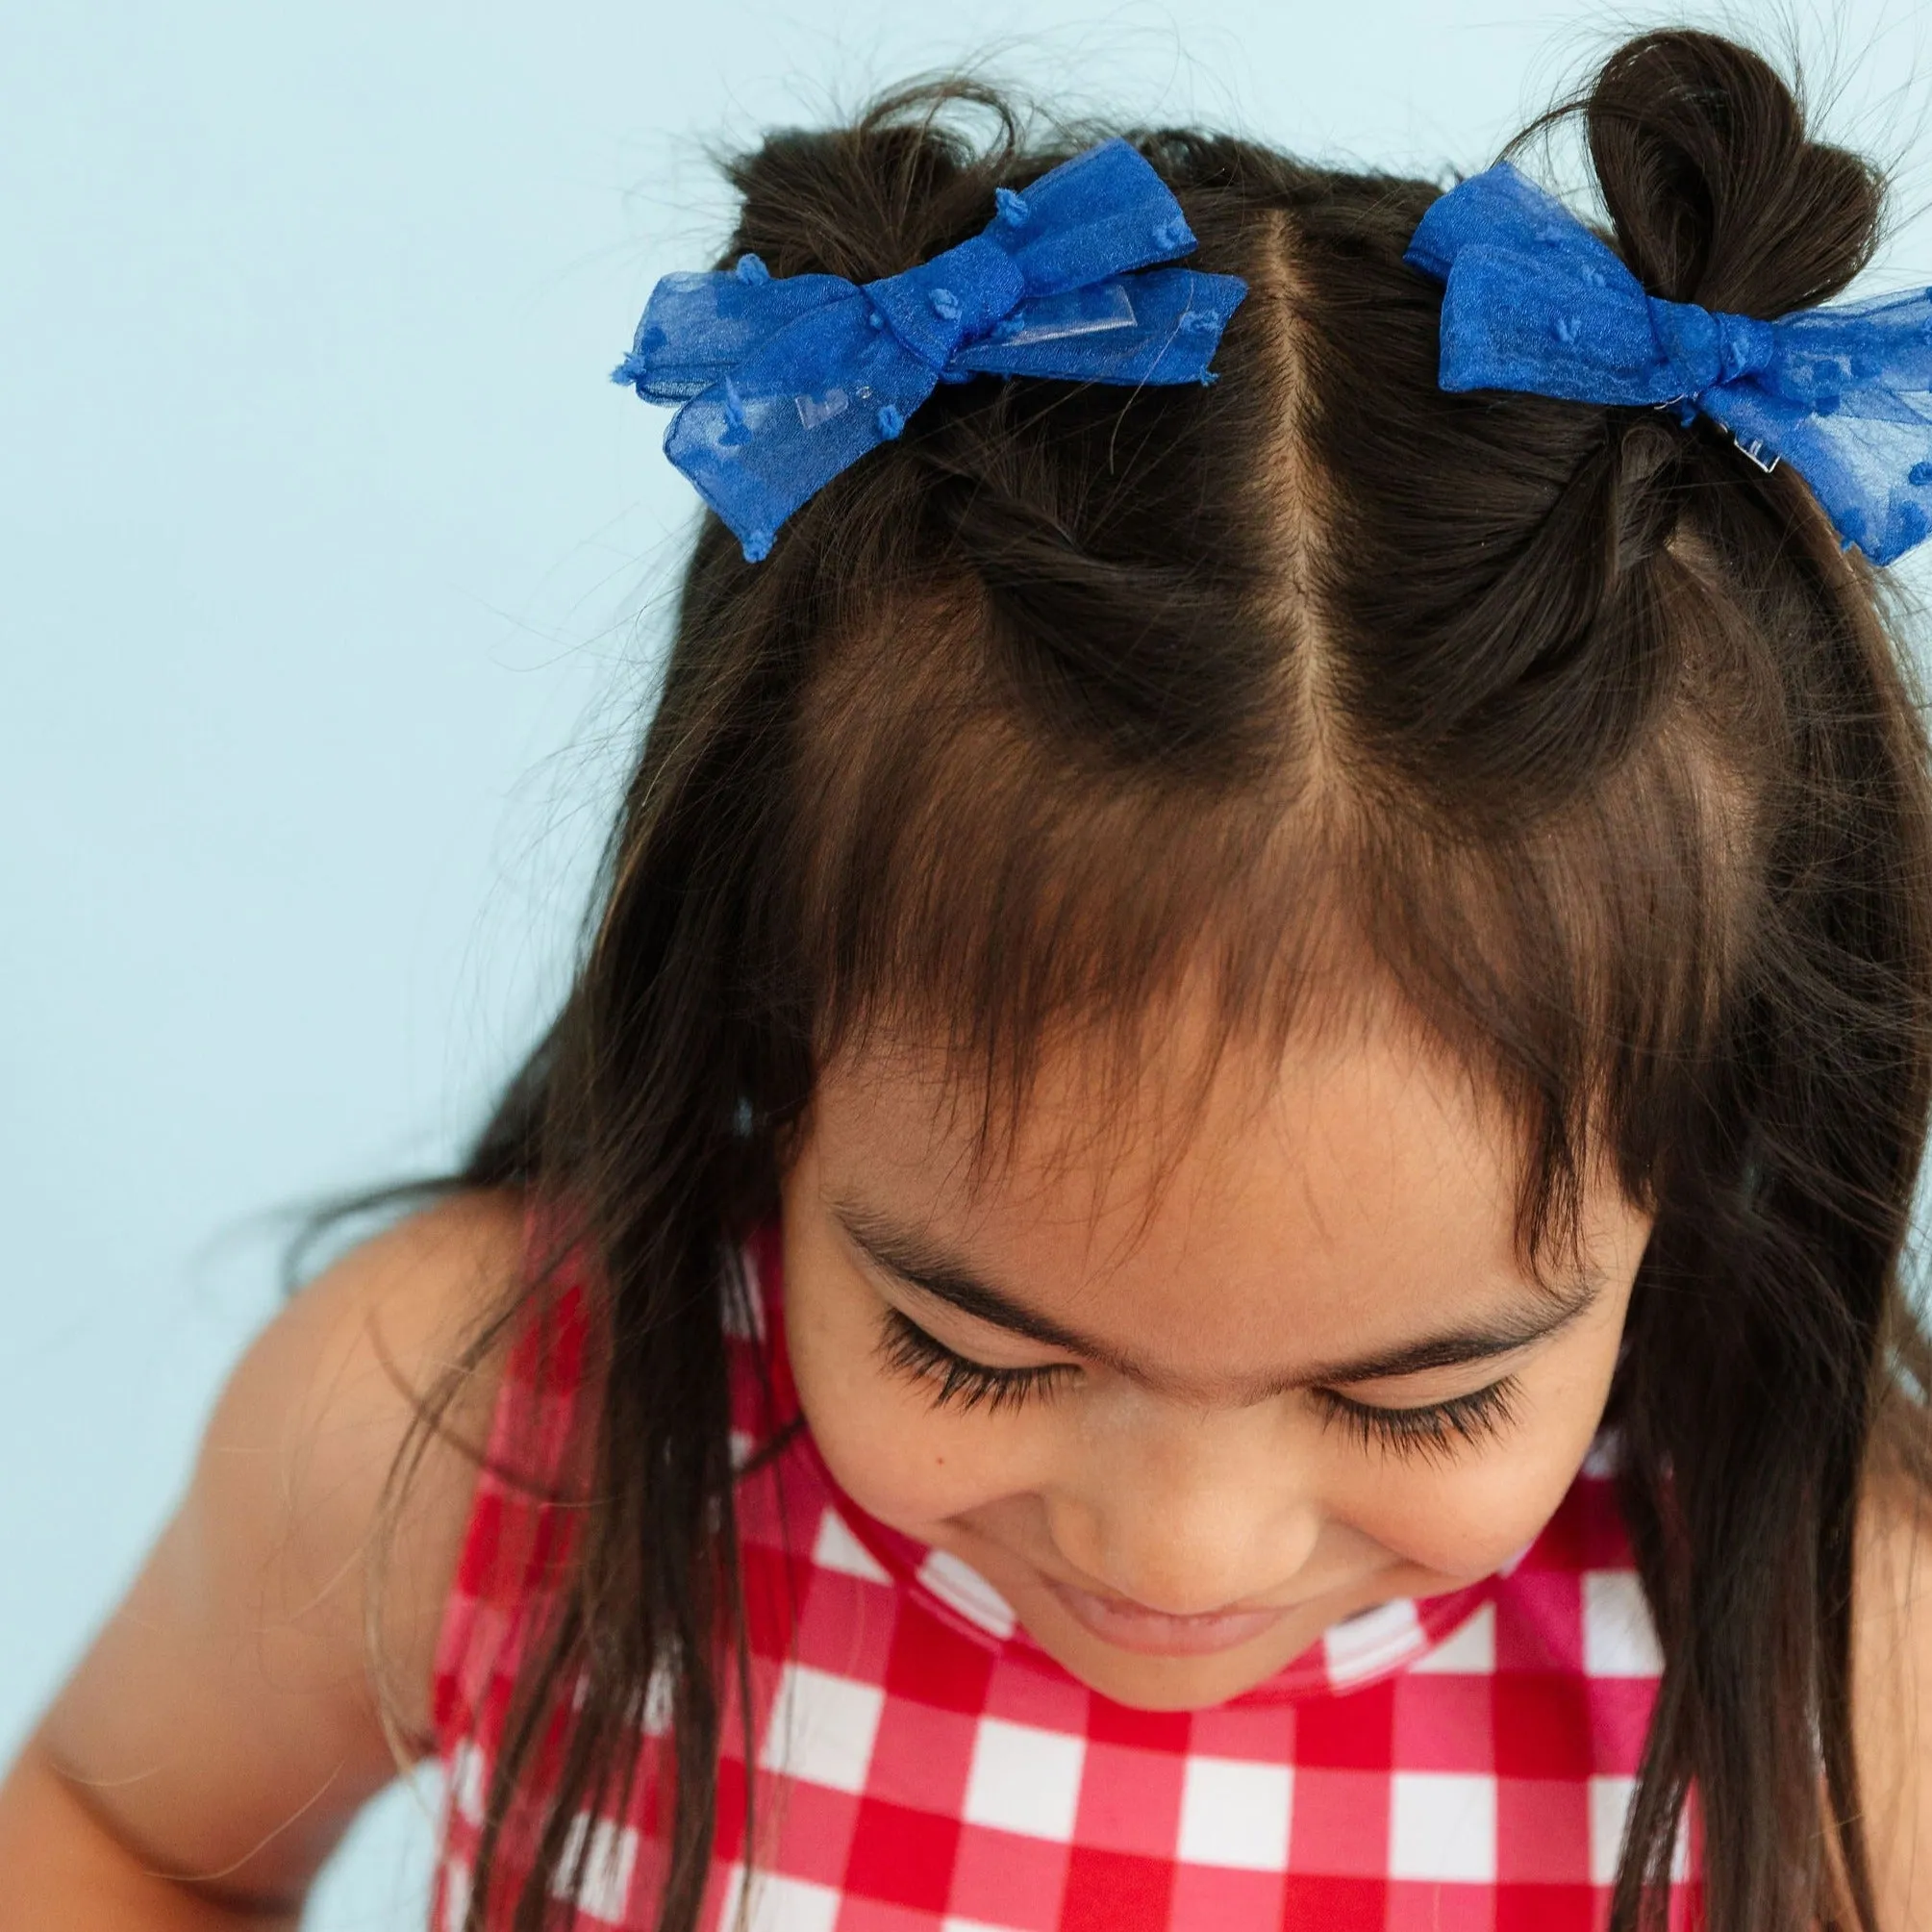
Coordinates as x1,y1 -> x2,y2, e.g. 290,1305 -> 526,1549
664,303 -> 940,560
1710,383 -> 1932,566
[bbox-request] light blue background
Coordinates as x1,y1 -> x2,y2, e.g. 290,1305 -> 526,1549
4,3 -> 1930,1925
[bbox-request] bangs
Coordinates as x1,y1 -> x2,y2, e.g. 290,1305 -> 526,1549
778,571 -> 1763,1261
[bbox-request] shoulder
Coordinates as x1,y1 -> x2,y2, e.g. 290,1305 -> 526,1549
194,1188 -> 532,1740
1852,1447 -> 1932,1929
34,1189 -> 527,1905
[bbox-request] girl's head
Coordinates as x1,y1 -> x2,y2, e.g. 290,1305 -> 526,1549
446,28 -> 1932,1932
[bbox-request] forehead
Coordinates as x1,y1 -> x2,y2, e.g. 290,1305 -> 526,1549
804,1008 -> 1601,1370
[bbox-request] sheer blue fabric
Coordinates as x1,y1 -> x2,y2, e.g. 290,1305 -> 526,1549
1404,161 -> 1932,566
613,138 -> 1246,561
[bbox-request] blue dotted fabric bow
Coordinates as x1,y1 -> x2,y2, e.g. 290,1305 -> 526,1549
1404,161 -> 1932,566
613,138 -> 1247,561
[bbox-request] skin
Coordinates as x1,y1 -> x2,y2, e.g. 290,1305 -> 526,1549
781,1008 -> 1650,1712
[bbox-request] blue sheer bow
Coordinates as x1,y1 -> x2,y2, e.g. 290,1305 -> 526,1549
1403,161 -> 1932,566
613,138 -> 1247,561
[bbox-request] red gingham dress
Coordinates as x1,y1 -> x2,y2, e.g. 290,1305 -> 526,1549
430,1226 -> 1700,1931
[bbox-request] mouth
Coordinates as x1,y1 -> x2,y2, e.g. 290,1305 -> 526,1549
1041,1576 -> 1294,1657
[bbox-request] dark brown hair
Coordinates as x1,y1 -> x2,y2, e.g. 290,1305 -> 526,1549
392,28 -> 1932,1931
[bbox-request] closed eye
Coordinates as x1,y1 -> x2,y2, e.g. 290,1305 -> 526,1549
876,1307 -> 1077,1414
1311,1377 -> 1521,1463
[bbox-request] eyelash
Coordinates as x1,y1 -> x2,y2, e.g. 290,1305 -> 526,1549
1312,1378 -> 1521,1463
877,1308 -> 1521,1457
878,1309 -> 1078,1414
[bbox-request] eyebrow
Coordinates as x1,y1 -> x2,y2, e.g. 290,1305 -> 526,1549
833,1200 -> 1599,1397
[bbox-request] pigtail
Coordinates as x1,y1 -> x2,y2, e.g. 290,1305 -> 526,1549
724,85 -> 1023,285
1573,34 -> 1929,1932
1585,30 -> 1883,314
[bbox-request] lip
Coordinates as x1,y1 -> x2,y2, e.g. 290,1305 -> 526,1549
1042,1576 -> 1293,1657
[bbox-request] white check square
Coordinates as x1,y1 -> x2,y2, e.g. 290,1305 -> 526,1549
448,1738 -> 487,1824
1411,1602 -> 1496,1674
721,1866 -> 841,1932
548,1815 -> 638,1917
1583,1571 -> 1664,1676
1589,1775 -> 1636,1887
963,1716 -> 1085,1841
1390,1770 -> 1497,1882
812,1506 -> 892,1583
1589,1774 -> 1689,1884
758,1662 -> 886,1794
1322,1598 -> 1422,1685
1178,1755 -> 1292,1869
440,1860 -> 471,1932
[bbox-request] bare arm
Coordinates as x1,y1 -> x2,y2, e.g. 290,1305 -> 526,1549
0,1192 -> 525,1929
1855,1465 -> 1932,1929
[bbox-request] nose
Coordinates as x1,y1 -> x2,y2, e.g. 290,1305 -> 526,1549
1041,1403 -> 1321,1616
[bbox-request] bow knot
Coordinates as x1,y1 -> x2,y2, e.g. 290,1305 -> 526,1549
1404,161 -> 1932,565
864,231 -> 1027,372
1647,299 -> 1777,401
614,138 -> 1247,561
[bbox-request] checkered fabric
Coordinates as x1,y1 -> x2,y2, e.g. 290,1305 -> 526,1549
430,1227 -> 1700,1930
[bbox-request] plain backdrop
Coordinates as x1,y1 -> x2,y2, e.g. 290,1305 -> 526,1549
6,1 -> 1932,1924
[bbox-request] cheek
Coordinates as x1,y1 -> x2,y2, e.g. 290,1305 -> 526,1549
1326,1338 -> 1624,1582
1331,1444 -> 1584,1585
782,1266 -> 1050,1540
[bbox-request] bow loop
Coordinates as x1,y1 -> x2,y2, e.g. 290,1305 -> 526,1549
993,135 -> 1202,292
615,138 -> 1246,561
613,265 -> 857,403
1404,160 -> 1932,565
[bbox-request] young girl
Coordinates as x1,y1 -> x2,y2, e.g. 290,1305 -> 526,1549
8,25 -> 1932,1932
